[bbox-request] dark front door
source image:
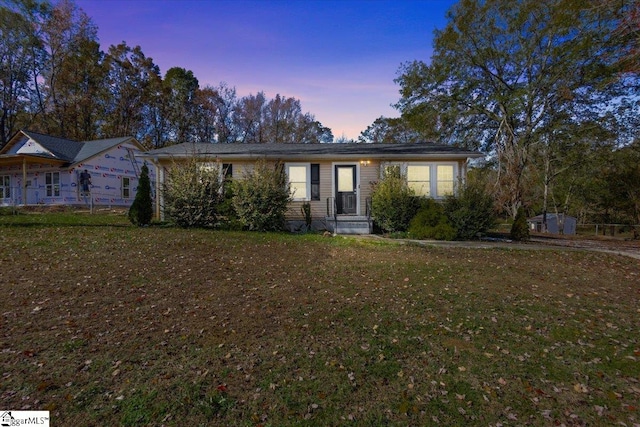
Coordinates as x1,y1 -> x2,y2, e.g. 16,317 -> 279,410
335,165 -> 357,215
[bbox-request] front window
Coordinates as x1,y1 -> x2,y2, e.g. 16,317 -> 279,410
0,175 -> 10,199
436,165 -> 455,197
286,164 -> 310,201
407,165 -> 430,197
122,176 -> 131,199
380,162 -> 457,199
45,172 -> 60,197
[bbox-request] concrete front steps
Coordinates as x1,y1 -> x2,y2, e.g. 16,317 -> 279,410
328,216 -> 372,235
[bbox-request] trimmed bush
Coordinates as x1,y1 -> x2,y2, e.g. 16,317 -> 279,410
232,160 -> 291,231
128,163 -> 153,226
371,166 -> 421,233
163,159 -> 224,228
510,207 -> 530,241
408,199 -> 456,240
217,179 -> 242,230
443,180 -> 496,240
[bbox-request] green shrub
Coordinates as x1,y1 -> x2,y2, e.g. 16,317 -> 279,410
232,160 -> 291,231
408,199 -> 456,240
371,166 -> 421,233
128,163 -> 153,226
301,201 -> 312,230
216,178 -> 242,230
163,159 -> 224,228
510,207 -> 530,241
443,180 -> 496,240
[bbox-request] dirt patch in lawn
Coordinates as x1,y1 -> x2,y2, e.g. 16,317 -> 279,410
1,216 -> 639,426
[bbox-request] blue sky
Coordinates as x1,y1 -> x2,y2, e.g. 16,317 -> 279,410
75,0 -> 456,139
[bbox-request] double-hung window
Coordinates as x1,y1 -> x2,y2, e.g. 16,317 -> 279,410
286,163 -> 320,201
287,164 -> 309,201
122,176 -> 131,199
45,172 -> 60,197
407,165 -> 430,197
381,162 -> 457,199
0,175 -> 10,199
436,165 -> 455,197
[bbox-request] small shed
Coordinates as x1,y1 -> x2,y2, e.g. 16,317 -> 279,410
528,213 -> 576,235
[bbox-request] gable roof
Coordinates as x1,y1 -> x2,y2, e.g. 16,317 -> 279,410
0,130 -> 84,161
0,130 -> 139,167
72,136 -> 135,164
144,142 -> 483,161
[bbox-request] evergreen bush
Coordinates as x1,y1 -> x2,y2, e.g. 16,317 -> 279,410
408,199 -> 456,240
232,160 -> 291,231
510,207 -> 530,241
371,166 -> 421,233
128,163 -> 153,226
443,180 -> 496,240
163,159 -> 223,228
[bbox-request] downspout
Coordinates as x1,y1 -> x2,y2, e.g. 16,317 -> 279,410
22,157 -> 27,206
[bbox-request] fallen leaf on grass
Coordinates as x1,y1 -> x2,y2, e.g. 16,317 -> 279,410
573,383 -> 588,393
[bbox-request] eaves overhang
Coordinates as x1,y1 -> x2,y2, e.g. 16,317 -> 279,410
0,153 -> 68,167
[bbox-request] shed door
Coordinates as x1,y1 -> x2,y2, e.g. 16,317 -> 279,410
335,165 -> 357,215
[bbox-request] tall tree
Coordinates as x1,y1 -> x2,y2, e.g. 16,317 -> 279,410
234,91 -> 266,143
613,0 -> 640,74
211,82 -> 238,143
192,86 -> 219,144
102,42 -> 161,141
36,0 -> 104,140
358,116 -> 422,144
263,94 -> 301,143
395,0 -> 638,217
163,66 -> 199,144
594,140 -> 640,228
0,0 -> 45,146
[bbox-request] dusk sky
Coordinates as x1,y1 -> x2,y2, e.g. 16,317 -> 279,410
75,0 -> 457,140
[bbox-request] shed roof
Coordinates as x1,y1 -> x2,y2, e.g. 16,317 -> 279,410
528,213 -> 576,222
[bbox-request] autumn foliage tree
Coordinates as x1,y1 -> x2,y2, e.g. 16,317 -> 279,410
395,0 -> 638,218
0,0 -> 333,148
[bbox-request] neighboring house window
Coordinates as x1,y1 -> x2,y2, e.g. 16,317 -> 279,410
122,176 -> 131,199
436,165 -> 455,197
407,165 -> 430,197
0,175 -> 10,199
222,163 -> 233,180
311,163 -> 320,201
45,172 -> 60,197
286,163 -> 310,201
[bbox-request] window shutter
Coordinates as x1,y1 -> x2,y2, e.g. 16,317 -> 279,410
311,163 -> 320,200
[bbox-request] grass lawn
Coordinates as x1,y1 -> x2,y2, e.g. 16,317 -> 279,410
1,212 -> 638,426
